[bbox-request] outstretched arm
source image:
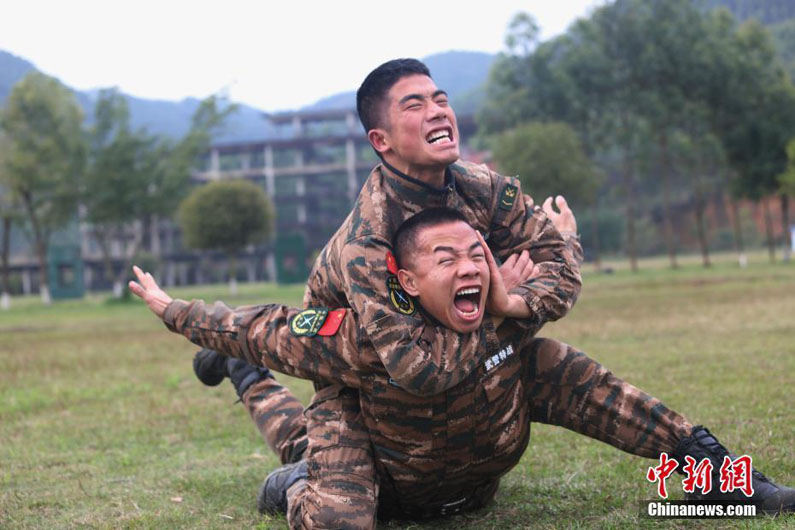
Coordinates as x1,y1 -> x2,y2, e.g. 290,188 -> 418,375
129,267 -> 366,388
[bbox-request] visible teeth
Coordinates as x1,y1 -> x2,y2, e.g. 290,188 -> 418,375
456,287 -> 480,296
427,130 -> 450,143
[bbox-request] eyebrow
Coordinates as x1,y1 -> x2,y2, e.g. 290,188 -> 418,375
432,241 -> 482,254
398,89 -> 449,106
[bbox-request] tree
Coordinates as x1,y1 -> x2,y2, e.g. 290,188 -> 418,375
177,179 -> 274,293
83,91 -> 236,296
779,138 -> 795,260
714,20 -> 795,263
0,72 -> 85,304
83,88 -> 158,296
0,131 -> 21,309
491,121 -> 599,213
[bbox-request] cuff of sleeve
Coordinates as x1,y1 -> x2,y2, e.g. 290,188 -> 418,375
506,287 -> 545,331
163,299 -> 189,333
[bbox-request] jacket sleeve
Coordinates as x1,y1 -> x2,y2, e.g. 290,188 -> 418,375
339,237 -> 500,397
162,299 -> 365,388
487,173 -> 584,331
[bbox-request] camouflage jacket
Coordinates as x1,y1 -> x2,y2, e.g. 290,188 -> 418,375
301,160 -> 583,396
164,298 -> 533,501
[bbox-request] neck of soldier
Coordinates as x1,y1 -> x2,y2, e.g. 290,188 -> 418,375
382,153 -> 447,189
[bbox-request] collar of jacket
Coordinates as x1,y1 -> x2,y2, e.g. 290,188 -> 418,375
379,157 -> 456,196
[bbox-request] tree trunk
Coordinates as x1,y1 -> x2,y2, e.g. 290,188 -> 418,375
729,197 -> 747,268
21,191 -> 51,304
658,132 -> 678,269
1,215 -> 11,310
694,191 -> 711,268
228,254 -> 238,295
112,223 -> 144,298
591,204 -> 602,272
781,194 -> 791,262
762,197 -> 776,263
95,228 -> 116,287
623,153 -> 638,273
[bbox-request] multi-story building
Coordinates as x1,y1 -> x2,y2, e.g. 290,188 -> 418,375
2,109 -> 477,296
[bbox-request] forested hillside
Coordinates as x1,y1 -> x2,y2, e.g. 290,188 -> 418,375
1,49 -> 495,143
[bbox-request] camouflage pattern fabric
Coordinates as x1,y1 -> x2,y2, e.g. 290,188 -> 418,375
164,304 -> 692,527
162,162 -> 690,527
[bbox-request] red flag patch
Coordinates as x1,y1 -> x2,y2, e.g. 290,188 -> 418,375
386,251 -> 398,275
317,308 -> 346,336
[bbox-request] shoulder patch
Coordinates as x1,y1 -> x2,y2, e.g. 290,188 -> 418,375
317,308 -> 346,336
499,183 -> 518,211
290,308 -> 329,337
386,275 -> 416,316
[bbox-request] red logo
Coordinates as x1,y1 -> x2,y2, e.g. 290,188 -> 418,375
647,453 -> 679,499
386,251 -> 398,275
646,453 -> 755,498
682,456 -> 714,495
719,455 -> 754,497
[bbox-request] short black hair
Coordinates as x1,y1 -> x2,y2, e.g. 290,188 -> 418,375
356,58 -> 431,133
392,207 -> 470,270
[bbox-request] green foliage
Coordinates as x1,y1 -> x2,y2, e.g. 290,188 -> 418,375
177,179 -> 274,253
84,88 -> 160,227
0,72 -> 85,230
779,137 -> 795,195
491,121 -> 599,210
480,0 -> 795,263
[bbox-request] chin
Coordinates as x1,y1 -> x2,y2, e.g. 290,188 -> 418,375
448,315 -> 484,334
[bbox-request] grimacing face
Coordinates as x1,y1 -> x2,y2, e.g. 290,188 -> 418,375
372,74 -> 460,175
397,221 -> 489,334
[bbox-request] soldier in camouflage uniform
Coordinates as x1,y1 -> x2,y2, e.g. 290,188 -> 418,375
131,58 -> 795,526
132,207 -> 795,526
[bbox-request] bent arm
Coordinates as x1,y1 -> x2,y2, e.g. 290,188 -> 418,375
163,299 -> 365,388
341,239 -> 499,396
488,175 -> 584,329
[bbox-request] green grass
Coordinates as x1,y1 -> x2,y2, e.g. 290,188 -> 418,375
1,257 -> 794,529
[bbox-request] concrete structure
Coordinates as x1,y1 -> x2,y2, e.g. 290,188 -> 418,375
3,110 -> 478,293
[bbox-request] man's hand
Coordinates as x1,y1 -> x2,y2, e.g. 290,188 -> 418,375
498,249 -> 536,292
542,195 -> 577,235
128,265 -> 173,318
476,231 -> 531,319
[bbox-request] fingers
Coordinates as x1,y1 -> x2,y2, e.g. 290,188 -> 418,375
514,249 -> 530,272
133,265 -> 146,285
128,280 -> 144,298
521,257 -> 537,281
502,252 -> 518,269
523,194 -> 535,210
476,231 -> 500,276
555,195 -> 570,213
133,265 -> 160,291
542,196 -> 555,217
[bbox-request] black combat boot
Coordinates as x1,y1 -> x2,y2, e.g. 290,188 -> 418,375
673,426 -> 795,514
257,460 -> 308,514
193,348 -> 273,399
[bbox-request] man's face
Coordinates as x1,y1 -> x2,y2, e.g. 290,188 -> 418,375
377,74 -> 460,173
398,221 -> 489,333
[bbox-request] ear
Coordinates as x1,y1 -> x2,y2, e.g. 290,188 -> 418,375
397,268 -> 420,297
368,128 -> 391,155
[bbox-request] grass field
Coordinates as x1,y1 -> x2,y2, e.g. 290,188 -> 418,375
1,254 -> 794,529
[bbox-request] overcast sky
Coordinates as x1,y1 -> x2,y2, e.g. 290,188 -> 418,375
1,0 -> 603,112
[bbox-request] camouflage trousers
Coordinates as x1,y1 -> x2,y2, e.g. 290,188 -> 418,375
242,337 -> 693,529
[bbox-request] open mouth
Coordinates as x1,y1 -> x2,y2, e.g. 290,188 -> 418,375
453,287 -> 481,319
426,128 -> 453,145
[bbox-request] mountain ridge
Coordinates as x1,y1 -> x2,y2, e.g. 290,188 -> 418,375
0,49 -> 495,143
